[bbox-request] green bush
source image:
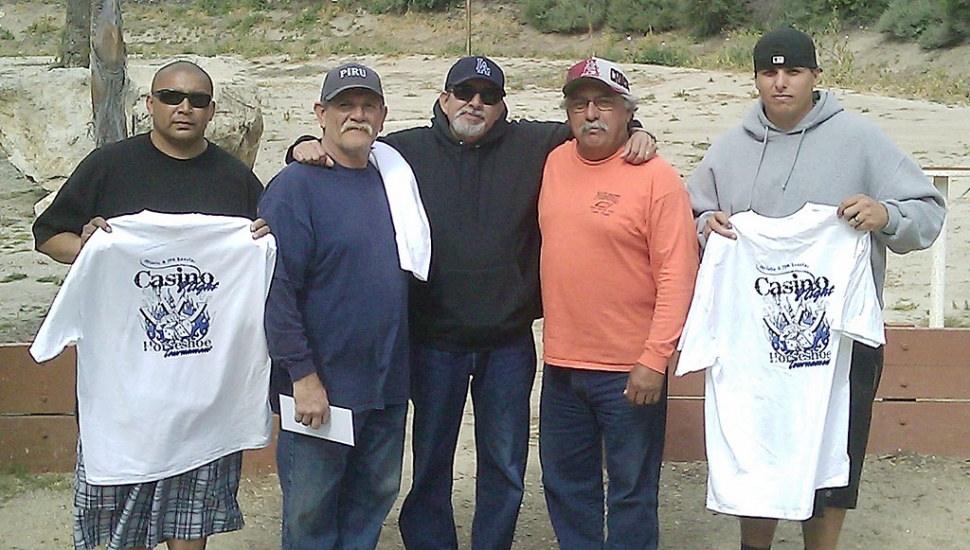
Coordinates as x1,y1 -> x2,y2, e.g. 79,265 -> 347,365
804,0 -> 890,23
940,0 -> 970,43
630,38 -> 693,66
876,0 -> 941,41
919,22 -> 962,49
364,0 -> 463,14
196,0 -> 234,16
606,0 -> 680,34
522,0 -> 606,33
681,0 -> 749,38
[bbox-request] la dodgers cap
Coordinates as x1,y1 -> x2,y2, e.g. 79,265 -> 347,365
320,62 -> 383,102
753,28 -> 819,72
562,57 -> 632,98
444,56 -> 506,94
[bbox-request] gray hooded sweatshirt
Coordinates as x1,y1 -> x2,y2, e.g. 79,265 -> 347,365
687,90 -> 946,301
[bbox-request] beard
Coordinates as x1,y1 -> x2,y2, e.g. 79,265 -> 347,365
450,107 -> 488,140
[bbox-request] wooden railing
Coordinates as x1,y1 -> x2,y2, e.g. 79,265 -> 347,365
3,327 -> 969,473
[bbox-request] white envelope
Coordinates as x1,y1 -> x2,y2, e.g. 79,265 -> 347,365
279,394 -> 355,446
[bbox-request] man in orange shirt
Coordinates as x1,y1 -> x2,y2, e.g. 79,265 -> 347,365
537,57 -> 700,549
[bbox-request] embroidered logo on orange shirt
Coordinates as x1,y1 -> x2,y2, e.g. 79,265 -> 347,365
591,191 -> 620,216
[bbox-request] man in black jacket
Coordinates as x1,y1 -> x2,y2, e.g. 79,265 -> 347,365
289,55 -> 656,550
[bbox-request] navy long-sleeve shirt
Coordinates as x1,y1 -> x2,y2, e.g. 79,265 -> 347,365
260,162 -> 409,413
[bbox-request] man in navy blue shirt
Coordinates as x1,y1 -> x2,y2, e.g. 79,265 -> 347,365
260,62 -> 410,549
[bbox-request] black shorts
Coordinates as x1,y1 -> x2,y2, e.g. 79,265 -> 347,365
813,341 -> 884,515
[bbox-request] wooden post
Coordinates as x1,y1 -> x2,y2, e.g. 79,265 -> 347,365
60,0 -> 91,68
465,0 -> 471,55
91,0 -> 127,147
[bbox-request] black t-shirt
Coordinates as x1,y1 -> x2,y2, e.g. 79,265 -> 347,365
33,133 -> 263,247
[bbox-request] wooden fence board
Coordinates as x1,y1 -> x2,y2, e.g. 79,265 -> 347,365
3,327 -> 970,472
0,416 -> 77,472
664,398 -> 705,462
869,401 -> 970,457
0,344 -> 76,414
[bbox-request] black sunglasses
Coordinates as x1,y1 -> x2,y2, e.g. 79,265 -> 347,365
152,89 -> 213,108
450,84 -> 504,106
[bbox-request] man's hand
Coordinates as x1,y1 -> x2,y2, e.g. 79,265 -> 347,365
621,128 -> 658,165
624,363 -> 665,406
704,211 -> 736,240
292,372 -> 330,429
250,217 -> 270,239
80,217 -> 111,249
838,194 -> 889,232
292,139 -> 335,167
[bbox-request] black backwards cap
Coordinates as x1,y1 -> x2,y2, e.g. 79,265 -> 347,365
753,28 -> 819,72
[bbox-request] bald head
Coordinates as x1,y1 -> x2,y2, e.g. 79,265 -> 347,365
152,60 -> 213,94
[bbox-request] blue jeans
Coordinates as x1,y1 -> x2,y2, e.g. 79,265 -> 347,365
277,404 -> 407,550
398,331 -> 537,550
539,365 -> 667,550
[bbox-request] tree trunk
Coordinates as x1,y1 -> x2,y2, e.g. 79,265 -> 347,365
61,0 -> 91,68
91,0 -> 127,146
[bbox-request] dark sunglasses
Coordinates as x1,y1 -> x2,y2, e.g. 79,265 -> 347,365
450,84 -> 504,106
152,89 -> 213,108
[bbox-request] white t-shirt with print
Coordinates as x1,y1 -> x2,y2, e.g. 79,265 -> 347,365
676,203 -> 884,520
31,211 -> 277,485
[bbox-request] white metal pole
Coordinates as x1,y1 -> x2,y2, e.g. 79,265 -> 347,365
929,175 -> 949,328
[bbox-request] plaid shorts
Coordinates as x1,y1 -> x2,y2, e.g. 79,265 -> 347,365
72,444 -> 245,550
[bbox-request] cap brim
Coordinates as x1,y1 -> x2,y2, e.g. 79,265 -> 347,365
448,76 -> 506,94
323,84 -> 383,101
562,77 -> 627,98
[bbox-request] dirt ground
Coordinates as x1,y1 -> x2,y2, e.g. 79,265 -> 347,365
3,420 -> 970,549
3,3 -> 970,549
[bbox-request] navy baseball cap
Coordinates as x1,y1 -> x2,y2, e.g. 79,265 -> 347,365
444,56 -> 505,94
320,62 -> 383,102
753,28 -> 819,72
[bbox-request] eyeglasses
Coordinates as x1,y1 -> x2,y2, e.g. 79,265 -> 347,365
566,96 -> 619,113
450,84 -> 504,106
152,89 -> 213,108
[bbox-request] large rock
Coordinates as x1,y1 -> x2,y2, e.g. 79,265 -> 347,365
0,56 -> 262,201
0,58 -> 100,191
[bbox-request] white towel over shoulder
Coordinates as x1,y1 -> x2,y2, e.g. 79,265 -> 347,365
370,141 -> 431,281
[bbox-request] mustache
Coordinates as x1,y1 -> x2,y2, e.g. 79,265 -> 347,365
458,106 -> 485,119
340,121 -> 375,135
579,121 -> 608,133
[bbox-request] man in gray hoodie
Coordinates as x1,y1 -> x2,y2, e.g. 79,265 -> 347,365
687,27 -> 945,550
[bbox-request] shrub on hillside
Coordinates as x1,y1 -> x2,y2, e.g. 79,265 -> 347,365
804,0 -> 890,23
876,0 -> 941,41
746,0 -> 887,30
522,0 -> 606,33
363,0 -> 463,14
682,0 -> 749,38
606,0 -> 680,34
630,38 -> 693,66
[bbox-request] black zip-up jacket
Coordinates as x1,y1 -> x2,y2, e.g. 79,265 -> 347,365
390,103 -> 571,351
288,101 -> 571,351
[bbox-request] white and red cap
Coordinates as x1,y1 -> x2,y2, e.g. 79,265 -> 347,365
563,57 -> 632,98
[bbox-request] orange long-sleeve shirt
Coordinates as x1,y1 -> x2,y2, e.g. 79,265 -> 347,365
538,141 -> 699,374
